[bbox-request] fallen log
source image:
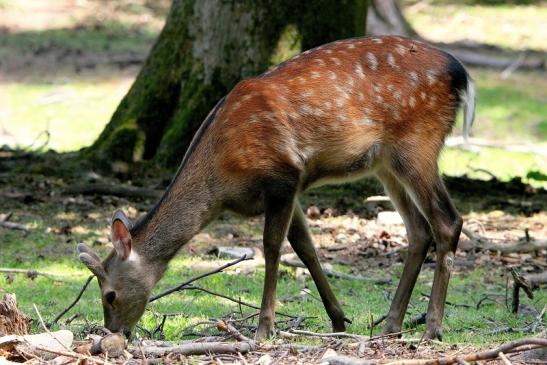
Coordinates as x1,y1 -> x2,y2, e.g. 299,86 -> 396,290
130,341 -> 256,358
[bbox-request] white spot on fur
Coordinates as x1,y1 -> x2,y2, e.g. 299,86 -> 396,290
242,94 -> 253,101
325,49 -> 333,54
358,92 -> 365,102
387,84 -> 395,92
387,53 -> 397,69
409,96 -> 416,108
335,97 -> 346,107
408,71 -> 419,87
346,76 -> 355,87
347,43 -> 356,49
426,70 -> 437,85
328,71 -> 337,80
300,104 -> 314,114
354,63 -> 365,79
325,101 -> 332,109
249,114 -> 259,123
366,52 -> 378,70
311,71 -> 321,79
297,76 -> 307,84
375,94 -> 383,103
395,44 -> 406,56
302,91 -> 313,98
231,101 -> 241,111
393,90 -> 402,100
330,57 -> 342,66
373,84 -> 382,93
315,59 -> 327,66
420,91 -> 427,100
359,117 -> 375,126
371,38 -> 383,44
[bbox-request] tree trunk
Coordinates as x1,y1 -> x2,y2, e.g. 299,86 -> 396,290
366,0 -> 416,37
87,0 -> 368,168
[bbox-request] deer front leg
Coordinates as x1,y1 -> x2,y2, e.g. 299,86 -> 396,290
287,201 -> 347,332
255,193 -> 296,341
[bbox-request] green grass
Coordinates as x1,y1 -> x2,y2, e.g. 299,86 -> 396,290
1,79 -> 132,151
402,2 -> 547,51
1,226 -> 544,345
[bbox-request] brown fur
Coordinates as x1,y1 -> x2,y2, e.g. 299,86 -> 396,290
78,36 -> 474,341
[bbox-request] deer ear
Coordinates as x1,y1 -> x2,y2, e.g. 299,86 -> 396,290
111,210 -> 132,260
79,252 -> 107,281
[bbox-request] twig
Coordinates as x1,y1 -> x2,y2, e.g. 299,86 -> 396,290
280,254 -> 391,284
0,220 -> 31,234
49,275 -> 94,326
149,255 -> 252,302
0,268 -> 69,282
33,304 -> 72,353
130,341 -> 256,358
289,328 -> 363,340
181,285 -> 296,318
382,337 -> 547,365
216,320 -> 254,343
498,351 -> 512,365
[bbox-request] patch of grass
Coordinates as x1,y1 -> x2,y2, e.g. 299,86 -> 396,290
440,148 -> 546,187
402,2 -> 547,51
0,23 -> 157,58
1,78 -> 133,151
1,226 -> 545,345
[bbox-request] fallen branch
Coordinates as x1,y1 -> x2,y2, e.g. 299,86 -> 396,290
0,221 -> 30,234
130,341 -> 255,358
462,228 -> 547,253
289,329 -> 363,340
511,269 -> 547,313
388,338 -> 547,364
280,254 -> 391,285
63,183 -> 162,200
181,285 -> 297,318
49,275 -> 94,326
216,320 -> 254,343
149,255 -> 252,302
0,268 -> 68,282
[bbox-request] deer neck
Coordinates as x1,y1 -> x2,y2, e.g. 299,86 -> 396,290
130,162 -> 221,266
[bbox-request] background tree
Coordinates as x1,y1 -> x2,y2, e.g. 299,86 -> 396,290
87,0 -> 368,168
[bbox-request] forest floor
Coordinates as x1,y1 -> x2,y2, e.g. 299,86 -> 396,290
0,158 -> 546,363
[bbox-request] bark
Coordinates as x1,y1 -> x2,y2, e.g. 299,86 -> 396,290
87,0 -> 368,168
0,294 -> 29,336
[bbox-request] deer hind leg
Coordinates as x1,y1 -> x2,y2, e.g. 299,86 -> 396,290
376,168 -> 433,336
255,188 -> 296,341
287,201 -> 347,332
389,154 -> 463,341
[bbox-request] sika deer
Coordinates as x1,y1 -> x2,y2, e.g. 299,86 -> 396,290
77,35 -> 476,341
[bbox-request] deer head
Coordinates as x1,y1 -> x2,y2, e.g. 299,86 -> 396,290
77,210 -> 155,337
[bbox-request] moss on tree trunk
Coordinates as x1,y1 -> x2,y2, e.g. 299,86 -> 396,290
87,0 -> 368,168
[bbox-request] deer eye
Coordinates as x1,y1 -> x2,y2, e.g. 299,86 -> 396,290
105,291 -> 116,305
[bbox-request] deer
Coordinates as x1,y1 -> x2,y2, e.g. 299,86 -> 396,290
77,35 -> 476,341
